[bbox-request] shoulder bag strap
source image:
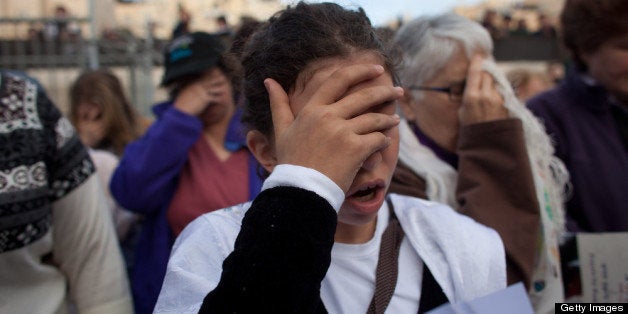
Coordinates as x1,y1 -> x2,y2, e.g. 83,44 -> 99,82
367,197 -> 404,314
367,196 -> 449,314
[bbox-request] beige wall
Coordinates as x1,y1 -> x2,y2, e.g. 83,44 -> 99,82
115,0 -> 283,38
1,0 -> 284,39
455,0 -> 565,21
2,0 -> 566,39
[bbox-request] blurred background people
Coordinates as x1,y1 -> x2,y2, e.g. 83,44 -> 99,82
507,68 -> 554,102
110,31 -> 263,314
44,5 -> 71,41
528,0 -> 628,233
0,70 -> 132,313
69,69 -> 149,156
214,15 -> 234,40
527,0 -> 627,299
68,68 -> 150,274
534,14 -> 557,39
480,9 -> 502,40
172,3 -> 191,39
500,14 -> 513,38
546,61 -> 566,85
390,13 -> 569,313
510,18 -> 531,36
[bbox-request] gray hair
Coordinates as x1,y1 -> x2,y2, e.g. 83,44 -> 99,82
394,13 -> 570,238
393,13 -> 493,100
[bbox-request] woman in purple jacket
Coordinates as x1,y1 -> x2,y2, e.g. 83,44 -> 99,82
109,32 -> 262,314
527,0 -> 628,233
527,0 -> 628,299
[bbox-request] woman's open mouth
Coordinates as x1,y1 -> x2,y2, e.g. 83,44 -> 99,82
345,179 -> 387,214
350,185 -> 379,202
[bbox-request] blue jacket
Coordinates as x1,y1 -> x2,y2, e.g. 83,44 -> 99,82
527,70 -> 628,232
110,101 -> 263,314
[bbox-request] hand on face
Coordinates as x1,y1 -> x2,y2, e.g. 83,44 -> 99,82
264,64 -> 402,194
76,102 -> 106,148
458,55 -> 508,125
173,69 -> 230,117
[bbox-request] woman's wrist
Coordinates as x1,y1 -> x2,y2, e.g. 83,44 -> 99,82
262,164 -> 345,211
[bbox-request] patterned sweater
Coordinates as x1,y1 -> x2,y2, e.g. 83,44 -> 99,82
0,70 -> 132,314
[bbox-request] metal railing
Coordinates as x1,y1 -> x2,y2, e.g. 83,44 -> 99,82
0,17 -> 165,116
1,16 -> 566,116
493,35 -> 566,62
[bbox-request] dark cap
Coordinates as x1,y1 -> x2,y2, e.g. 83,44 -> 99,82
161,32 -> 225,86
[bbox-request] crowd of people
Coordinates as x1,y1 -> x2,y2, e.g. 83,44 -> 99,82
480,8 -> 558,40
1,0 -> 626,313
21,5 -> 84,56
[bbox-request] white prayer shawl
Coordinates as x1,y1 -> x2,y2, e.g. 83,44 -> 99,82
398,58 -> 566,313
154,194 -> 506,313
483,60 -> 565,313
398,118 -> 459,208
389,194 -> 506,302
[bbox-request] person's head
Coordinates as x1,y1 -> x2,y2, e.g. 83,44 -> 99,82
507,68 -> 553,101
538,14 -> 550,27
161,31 -> 241,102
178,5 -> 190,21
54,5 -> 68,17
546,61 -> 565,84
482,9 -> 497,24
216,15 -> 228,28
241,2 -> 398,228
69,69 -> 140,155
393,13 -> 492,149
515,19 -> 527,31
242,2 -> 396,136
560,0 -> 628,102
502,14 -> 512,28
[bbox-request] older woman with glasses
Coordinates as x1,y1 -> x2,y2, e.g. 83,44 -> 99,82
388,13 -> 569,313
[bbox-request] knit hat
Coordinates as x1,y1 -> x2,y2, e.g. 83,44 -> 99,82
161,32 -> 225,86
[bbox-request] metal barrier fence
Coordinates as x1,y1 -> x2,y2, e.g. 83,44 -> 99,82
1,16 -> 566,116
0,17 -> 165,116
493,35 -> 566,62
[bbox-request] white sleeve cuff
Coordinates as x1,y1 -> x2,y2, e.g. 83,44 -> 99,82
262,164 -> 345,212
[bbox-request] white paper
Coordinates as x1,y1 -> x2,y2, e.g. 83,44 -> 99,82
577,232 -> 628,303
426,282 -> 534,314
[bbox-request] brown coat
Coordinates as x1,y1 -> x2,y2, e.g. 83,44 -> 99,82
389,119 -> 540,289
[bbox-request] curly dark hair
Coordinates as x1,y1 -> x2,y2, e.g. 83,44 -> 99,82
560,0 -> 628,71
240,1 -> 397,137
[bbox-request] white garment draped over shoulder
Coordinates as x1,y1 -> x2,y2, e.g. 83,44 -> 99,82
397,118 -> 459,208
154,165 -> 506,313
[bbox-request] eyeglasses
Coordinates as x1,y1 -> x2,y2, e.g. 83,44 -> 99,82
408,80 -> 466,102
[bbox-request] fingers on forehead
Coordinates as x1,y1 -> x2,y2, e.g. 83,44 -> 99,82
465,56 -> 484,90
309,64 -> 385,105
336,85 -> 401,118
481,72 -> 495,92
352,112 -> 399,135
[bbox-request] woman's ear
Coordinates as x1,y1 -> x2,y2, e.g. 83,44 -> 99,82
399,87 -> 416,121
246,130 -> 277,173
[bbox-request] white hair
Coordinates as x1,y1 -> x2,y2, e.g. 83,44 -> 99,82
393,13 -> 570,237
393,13 -> 493,101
